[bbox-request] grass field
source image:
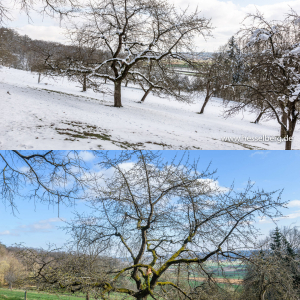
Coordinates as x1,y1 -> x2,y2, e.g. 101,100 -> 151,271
0,289 -> 137,300
0,289 -> 84,300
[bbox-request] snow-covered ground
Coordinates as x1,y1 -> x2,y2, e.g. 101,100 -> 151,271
1,67 -> 299,150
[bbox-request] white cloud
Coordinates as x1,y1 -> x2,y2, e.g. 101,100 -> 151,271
19,166 -> 30,173
258,209 -> 300,224
258,216 -> 273,224
15,25 -> 68,44
0,218 -> 65,236
118,162 -> 135,172
0,230 -> 11,235
287,200 -> 300,208
250,151 -> 270,158
282,210 -> 300,220
197,178 -> 230,194
79,151 -> 95,162
4,0 -> 300,51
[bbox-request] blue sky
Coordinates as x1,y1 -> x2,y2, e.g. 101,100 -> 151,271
0,150 -> 299,248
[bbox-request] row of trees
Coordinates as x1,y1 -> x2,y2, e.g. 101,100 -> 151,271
1,8 -> 299,149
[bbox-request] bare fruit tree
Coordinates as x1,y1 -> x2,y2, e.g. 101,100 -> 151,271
227,10 -> 300,150
50,0 -> 211,107
131,59 -> 190,103
192,52 -> 228,114
0,150 -> 90,213
27,151 -> 287,300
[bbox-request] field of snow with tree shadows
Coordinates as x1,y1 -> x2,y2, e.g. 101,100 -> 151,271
1,67 -> 299,150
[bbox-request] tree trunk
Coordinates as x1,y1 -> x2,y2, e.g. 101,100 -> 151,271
38,73 -> 41,84
285,122 -> 295,150
82,74 -> 87,92
199,93 -> 211,114
177,264 -> 182,300
253,110 -> 265,124
86,292 -> 89,300
285,138 -> 292,150
114,81 -> 122,107
140,87 -> 152,102
125,80 -> 129,87
280,111 -> 287,138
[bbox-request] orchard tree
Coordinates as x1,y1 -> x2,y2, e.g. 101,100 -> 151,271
131,59 -> 190,103
227,10 -> 300,150
48,0 -> 212,107
192,52 -> 228,114
0,150 -> 90,213
25,151 -> 286,300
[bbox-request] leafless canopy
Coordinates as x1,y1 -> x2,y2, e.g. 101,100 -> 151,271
0,150 -> 89,214
225,10 -> 300,149
26,150 -> 284,300
0,0 -> 79,24
47,0 -> 212,107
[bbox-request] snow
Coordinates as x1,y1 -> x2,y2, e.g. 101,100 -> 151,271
248,29 -> 271,45
291,46 -> 300,55
1,66 -> 299,150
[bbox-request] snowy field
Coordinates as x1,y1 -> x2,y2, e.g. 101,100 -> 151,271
1,67 -> 299,150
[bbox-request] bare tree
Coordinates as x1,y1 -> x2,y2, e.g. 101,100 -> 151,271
132,59 -> 190,103
192,52 -> 228,114
26,151 -> 286,300
18,244 -> 121,298
0,0 -> 79,25
226,10 -> 300,150
47,0 -> 211,107
0,151 -> 90,214
243,226 -> 300,300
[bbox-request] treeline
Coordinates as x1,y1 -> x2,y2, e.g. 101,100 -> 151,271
0,243 -> 26,289
1,226 -> 300,299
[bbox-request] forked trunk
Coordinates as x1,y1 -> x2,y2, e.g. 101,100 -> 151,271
253,110 -> 265,124
114,81 -> 122,107
141,87 -> 152,102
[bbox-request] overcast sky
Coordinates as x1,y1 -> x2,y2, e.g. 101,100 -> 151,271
1,0 -> 300,52
1,150 -> 300,249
